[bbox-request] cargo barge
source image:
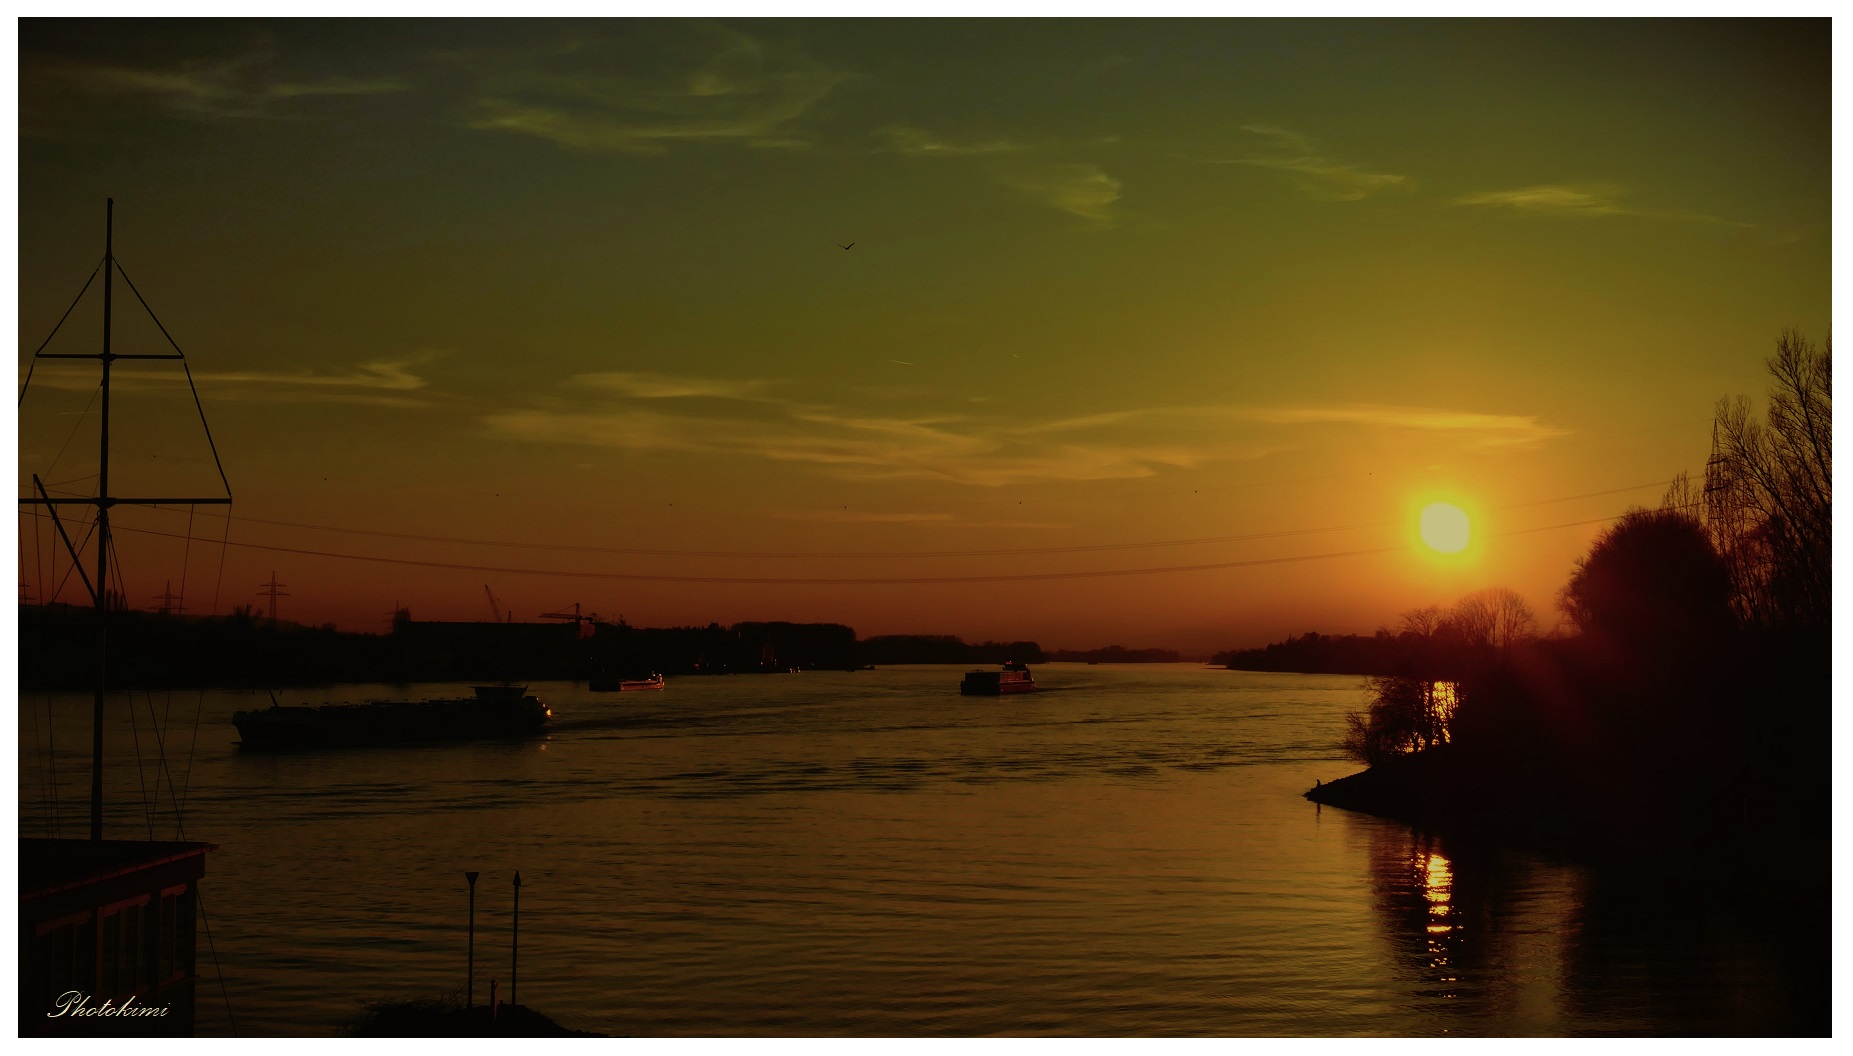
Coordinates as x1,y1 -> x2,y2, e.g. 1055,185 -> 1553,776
232,684 -> 551,750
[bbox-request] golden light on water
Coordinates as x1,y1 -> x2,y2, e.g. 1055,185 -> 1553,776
1419,503 -> 1472,554
1420,849 -> 1457,974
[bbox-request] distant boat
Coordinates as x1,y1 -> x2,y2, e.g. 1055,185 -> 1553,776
959,661 -> 1038,696
589,673 -> 665,692
232,684 -> 552,750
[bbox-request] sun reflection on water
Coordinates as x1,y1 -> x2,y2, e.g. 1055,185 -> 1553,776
1418,848 -> 1457,980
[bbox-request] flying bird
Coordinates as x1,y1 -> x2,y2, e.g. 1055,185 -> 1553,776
839,242 -> 855,250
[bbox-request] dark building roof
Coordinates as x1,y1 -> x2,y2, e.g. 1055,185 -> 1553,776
19,838 -> 216,901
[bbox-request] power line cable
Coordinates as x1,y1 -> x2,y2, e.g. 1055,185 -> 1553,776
65,511 -> 1633,586
18,257 -> 103,406
93,478 -> 1672,561
114,260 -> 235,499
126,689 -> 156,840
41,383 -> 101,482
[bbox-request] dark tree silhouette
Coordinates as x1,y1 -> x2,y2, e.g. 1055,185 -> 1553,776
1449,587 -> 1535,651
1705,330 -> 1831,629
1343,675 -> 1452,764
1399,605 -> 1444,637
1559,509 -> 1733,660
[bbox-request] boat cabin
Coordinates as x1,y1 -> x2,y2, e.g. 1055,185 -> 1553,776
959,661 -> 1039,696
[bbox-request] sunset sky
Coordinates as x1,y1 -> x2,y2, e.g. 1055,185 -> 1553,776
16,19 -> 1830,652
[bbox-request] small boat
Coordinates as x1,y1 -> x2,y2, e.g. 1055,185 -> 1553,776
959,660 -> 1038,696
589,673 -> 665,691
232,684 -> 552,750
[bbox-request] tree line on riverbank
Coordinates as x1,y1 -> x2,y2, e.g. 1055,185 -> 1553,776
15,610 -> 1059,689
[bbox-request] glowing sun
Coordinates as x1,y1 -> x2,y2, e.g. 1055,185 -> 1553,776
1419,503 -> 1471,554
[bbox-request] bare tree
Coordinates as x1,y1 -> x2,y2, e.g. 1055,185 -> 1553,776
1447,588 -> 1535,651
1447,593 -> 1497,649
1483,587 -> 1536,650
1662,470 -> 1701,516
1704,330 -> 1831,628
1399,605 -> 1443,638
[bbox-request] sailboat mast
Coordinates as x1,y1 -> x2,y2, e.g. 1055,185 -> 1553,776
20,198 -> 232,839
90,197 -> 114,840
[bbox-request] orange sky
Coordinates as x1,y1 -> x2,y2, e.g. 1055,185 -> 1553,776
16,19 -> 1830,651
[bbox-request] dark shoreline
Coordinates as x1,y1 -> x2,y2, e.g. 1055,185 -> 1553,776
1305,748 -> 1831,912
1306,748 -> 1831,1037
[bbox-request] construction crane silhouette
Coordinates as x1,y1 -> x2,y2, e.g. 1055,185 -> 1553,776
484,584 -> 505,623
258,571 -> 288,623
540,601 -> 598,639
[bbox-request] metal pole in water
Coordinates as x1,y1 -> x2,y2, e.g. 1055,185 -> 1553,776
465,871 -> 480,1009
511,870 -> 522,1008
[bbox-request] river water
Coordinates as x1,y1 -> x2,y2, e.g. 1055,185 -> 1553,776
16,664 -> 1823,1036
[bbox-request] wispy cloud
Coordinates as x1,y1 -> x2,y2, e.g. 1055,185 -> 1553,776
1455,183 -> 1754,230
1239,403 -> 1566,448
570,371 -> 779,400
191,359 -> 430,391
771,509 -> 956,524
875,125 -> 1025,156
24,355 -> 443,408
483,393 -> 1206,487
877,122 -> 1122,224
1009,401 -> 1563,450
467,25 -> 847,153
1210,125 -> 1410,201
23,52 -> 409,122
768,509 -> 1068,530
998,163 -> 1123,224
484,378 -> 1563,484
1456,184 -> 1626,216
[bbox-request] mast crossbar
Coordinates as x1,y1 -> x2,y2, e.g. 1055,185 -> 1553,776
36,352 -> 186,360
22,497 -> 233,506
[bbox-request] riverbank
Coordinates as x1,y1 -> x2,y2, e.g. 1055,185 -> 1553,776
1306,747 -> 1831,915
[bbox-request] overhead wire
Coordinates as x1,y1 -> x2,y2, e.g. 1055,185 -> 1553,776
27,693 -> 49,836
47,516 -> 100,606
197,893 -> 237,1037
18,256 -> 103,406
209,499 -> 232,616
32,505 -> 44,606
126,689 -> 157,840
41,383 -> 101,482
114,259 -> 235,499
176,688 -> 209,843
80,478 -> 1673,561
59,509 -> 1635,586
143,689 -> 187,842
45,697 -> 60,837
179,504 -> 196,615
